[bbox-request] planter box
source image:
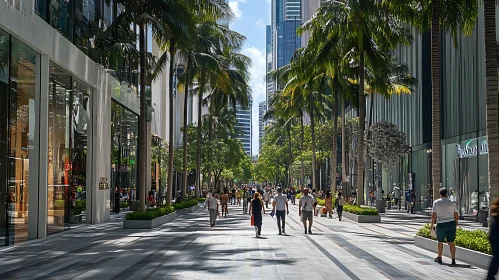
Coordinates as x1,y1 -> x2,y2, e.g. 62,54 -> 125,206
175,205 -> 200,215
343,211 -> 381,223
414,236 -> 491,269
123,212 -> 176,229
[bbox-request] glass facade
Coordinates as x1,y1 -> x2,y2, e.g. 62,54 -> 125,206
35,0 -> 115,56
442,136 -> 489,217
110,101 -> 138,213
0,30 -> 39,246
47,62 -> 91,234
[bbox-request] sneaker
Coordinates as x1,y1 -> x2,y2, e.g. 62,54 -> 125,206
278,232 -> 282,235
282,230 -> 286,235
451,259 -> 456,265
308,229 -> 312,234
434,257 -> 442,264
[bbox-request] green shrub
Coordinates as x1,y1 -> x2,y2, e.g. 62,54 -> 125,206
120,202 -> 129,208
125,199 -> 199,220
416,224 -> 492,255
72,200 -> 86,215
317,198 -> 325,206
198,198 -> 206,202
173,199 -> 198,210
343,205 -> 379,215
125,206 -> 175,220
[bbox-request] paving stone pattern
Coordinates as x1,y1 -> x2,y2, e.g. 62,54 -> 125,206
0,203 -> 488,279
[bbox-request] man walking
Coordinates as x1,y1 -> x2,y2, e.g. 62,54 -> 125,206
207,193 -> 220,227
272,187 -> 289,235
431,187 -> 458,265
393,184 -> 401,210
299,188 -> 314,234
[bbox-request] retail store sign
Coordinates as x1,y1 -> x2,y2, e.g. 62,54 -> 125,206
457,137 -> 488,158
99,177 -> 109,190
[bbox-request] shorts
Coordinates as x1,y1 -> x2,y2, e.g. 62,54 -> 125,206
301,211 -> 313,222
436,221 -> 457,242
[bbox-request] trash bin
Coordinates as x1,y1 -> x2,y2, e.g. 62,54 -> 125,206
376,200 -> 386,213
478,209 -> 489,227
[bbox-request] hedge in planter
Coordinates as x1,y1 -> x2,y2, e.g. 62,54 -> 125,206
416,224 -> 492,255
126,206 -> 175,220
343,205 -> 379,215
173,199 -> 199,210
197,198 -> 206,202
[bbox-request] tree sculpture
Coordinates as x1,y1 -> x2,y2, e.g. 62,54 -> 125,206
367,121 -> 410,169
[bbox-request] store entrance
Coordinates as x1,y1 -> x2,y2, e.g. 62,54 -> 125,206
453,157 -> 479,218
47,63 -> 90,234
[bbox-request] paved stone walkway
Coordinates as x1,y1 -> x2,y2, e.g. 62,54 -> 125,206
0,203 -> 489,279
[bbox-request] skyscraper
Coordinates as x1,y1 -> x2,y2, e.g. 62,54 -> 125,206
271,0 -> 301,71
259,101 -> 267,140
267,0 -> 301,108
233,97 -> 253,155
266,25 -> 273,104
301,0 -> 321,47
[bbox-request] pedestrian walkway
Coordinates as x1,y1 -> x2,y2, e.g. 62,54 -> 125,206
0,203 -> 487,279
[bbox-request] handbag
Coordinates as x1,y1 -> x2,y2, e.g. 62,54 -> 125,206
250,214 -> 255,226
430,226 -> 437,239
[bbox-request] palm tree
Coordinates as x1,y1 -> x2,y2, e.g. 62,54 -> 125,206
112,0 -> 170,212
187,22 -> 245,197
409,0 -> 477,201
300,0 -> 412,205
264,93 -> 297,188
483,0 -> 499,208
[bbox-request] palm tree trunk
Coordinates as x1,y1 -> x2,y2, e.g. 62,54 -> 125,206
357,46 -> 366,206
484,0 -> 499,211
166,43 -> 176,206
182,59 -> 190,200
196,76 -> 205,197
207,103 -> 214,188
431,0 -> 442,202
138,24 -> 147,212
310,97 -> 317,191
331,92 -> 338,195
341,95 -> 347,187
287,124 -> 293,188
300,115 -> 305,187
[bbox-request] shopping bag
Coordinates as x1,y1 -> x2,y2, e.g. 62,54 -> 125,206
270,208 -> 275,218
251,214 -> 255,226
430,227 -> 437,239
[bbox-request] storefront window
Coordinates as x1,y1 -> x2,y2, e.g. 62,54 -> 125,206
47,63 -> 90,234
0,36 -> 38,246
443,136 -> 489,217
110,102 -> 138,212
0,29 -> 10,246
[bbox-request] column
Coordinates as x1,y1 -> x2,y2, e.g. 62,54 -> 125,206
28,54 -> 49,240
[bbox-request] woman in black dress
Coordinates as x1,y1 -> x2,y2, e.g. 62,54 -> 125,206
250,192 -> 266,237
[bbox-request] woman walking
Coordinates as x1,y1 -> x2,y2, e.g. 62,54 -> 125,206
336,191 -> 344,221
221,190 -> 229,217
250,192 -> 266,237
325,190 -> 333,219
487,197 -> 499,279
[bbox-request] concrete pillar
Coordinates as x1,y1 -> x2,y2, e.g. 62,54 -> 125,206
28,54 -> 49,240
88,65 -> 111,224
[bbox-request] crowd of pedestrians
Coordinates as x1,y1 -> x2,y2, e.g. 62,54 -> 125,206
204,184 -> 347,238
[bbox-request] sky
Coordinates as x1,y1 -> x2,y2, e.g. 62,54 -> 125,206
227,0 -> 271,156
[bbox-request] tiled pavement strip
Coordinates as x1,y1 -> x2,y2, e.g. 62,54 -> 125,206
0,203 -> 488,280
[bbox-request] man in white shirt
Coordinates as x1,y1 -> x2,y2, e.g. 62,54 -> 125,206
299,188 -> 315,234
206,193 -> 220,227
272,187 -> 289,235
431,187 -> 458,265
